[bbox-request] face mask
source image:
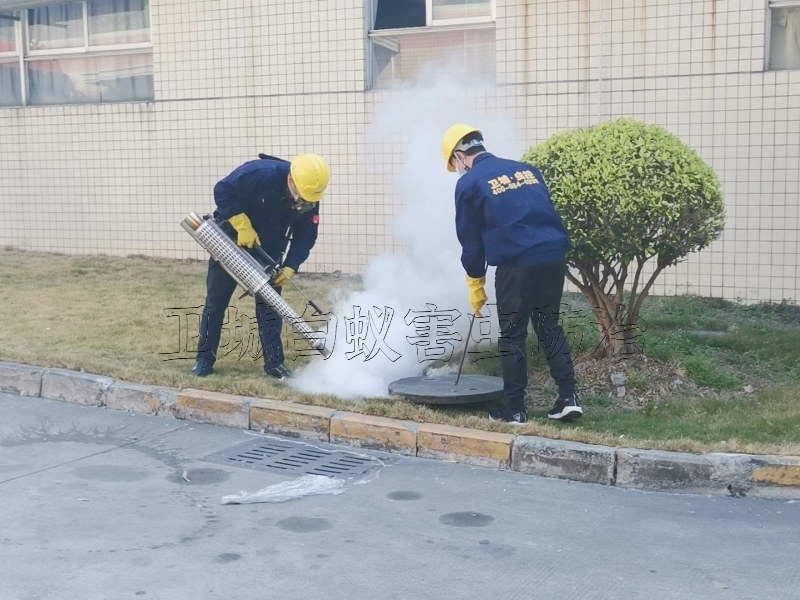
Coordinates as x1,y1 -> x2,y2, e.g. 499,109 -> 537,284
292,197 -> 316,213
288,178 -> 315,212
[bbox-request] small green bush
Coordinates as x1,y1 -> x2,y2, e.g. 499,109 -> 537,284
523,119 -> 725,357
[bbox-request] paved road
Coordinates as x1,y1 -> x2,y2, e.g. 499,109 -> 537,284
1,392 -> 798,600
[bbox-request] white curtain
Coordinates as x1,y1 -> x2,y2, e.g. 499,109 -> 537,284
27,3 -> 83,50
88,0 -> 150,45
771,7 -> 800,70
27,0 -> 152,105
0,60 -> 21,105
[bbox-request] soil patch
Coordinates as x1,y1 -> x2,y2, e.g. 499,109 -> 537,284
526,354 -> 760,410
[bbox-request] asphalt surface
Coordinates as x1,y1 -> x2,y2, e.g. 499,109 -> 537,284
2,392 -> 799,600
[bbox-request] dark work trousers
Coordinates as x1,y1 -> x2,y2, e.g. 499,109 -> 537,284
196,258 -> 285,371
495,261 -> 575,413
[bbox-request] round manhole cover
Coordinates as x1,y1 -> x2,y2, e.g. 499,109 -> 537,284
388,374 -> 504,405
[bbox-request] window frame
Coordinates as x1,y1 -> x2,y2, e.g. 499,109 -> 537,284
366,0 -> 496,90
0,12 -> 20,59
25,1 -> 152,57
0,0 -> 153,107
0,12 -> 20,56
0,12 -> 24,105
426,0 -> 495,27
766,0 -> 800,71
368,0 -> 495,33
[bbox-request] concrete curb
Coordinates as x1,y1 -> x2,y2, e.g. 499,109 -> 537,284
1,360 -> 798,499
418,423 -> 514,469
107,381 -> 177,416
330,413 -> 418,456
176,388 -> 250,429
512,436 -> 616,485
252,398 -> 335,441
42,369 -> 114,407
0,362 -> 44,397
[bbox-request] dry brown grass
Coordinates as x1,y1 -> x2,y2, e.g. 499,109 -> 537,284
2,248 -> 799,456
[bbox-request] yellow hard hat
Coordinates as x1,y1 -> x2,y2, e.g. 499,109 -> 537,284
290,154 -> 330,202
442,124 -> 482,172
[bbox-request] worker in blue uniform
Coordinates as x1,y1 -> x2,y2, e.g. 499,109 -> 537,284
441,124 -> 582,423
191,153 -> 330,380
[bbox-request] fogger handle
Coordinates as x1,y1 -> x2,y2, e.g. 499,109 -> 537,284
252,244 -> 325,315
251,244 -> 279,272
236,243 -> 278,300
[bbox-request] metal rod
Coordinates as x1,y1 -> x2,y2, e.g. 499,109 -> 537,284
250,243 -> 279,272
284,278 -> 325,315
250,243 -> 325,315
454,313 -> 476,388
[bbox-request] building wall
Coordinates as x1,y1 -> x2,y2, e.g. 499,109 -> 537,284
495,0 -> 800,302
0,0 -> 798,302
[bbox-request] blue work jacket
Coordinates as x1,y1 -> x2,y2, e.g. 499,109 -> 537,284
454,153 -> 569,278
213,158 -> 319,272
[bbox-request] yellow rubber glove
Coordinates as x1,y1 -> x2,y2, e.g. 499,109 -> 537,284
228,213 -> 261,248
273,266 -> 295,287
465,274 -> 487,317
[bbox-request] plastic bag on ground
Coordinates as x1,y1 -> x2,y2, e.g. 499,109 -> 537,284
221,474 -> 345,505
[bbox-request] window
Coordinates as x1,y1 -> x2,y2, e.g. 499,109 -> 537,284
372,0 -> 492,29
373,0 -> 425,29
368,0 -> 495,89
0,0 -> 152,107
0,13 -> 21,106
428,0 -> 492,26
768,1 -> 800,70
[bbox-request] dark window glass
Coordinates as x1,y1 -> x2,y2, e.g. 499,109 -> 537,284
374,0 -> 425,30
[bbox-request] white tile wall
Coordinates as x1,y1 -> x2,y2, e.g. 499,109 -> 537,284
0,0 -> 797,303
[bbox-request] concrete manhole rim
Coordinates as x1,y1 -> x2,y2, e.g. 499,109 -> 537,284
388,374 -> 504,405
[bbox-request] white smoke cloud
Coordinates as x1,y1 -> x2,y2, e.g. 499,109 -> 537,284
291,80 -> 525,400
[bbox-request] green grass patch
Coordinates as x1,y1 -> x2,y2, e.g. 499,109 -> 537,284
566,383 -> 800,452
1,249 -> 799,455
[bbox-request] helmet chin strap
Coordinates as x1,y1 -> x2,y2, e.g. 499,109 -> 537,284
287,175 -> 300,201
455,152 -> 470,174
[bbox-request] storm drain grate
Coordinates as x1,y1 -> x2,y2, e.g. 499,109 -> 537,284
202,438 -> 378,477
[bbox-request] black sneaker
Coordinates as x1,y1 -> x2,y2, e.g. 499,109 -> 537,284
265,364 -> 293,380
488,407 -> 528,424
191,360 -> 214,377
548,393 -> 583,422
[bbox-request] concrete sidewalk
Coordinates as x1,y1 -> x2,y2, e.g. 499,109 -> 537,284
1,359 -> 799,499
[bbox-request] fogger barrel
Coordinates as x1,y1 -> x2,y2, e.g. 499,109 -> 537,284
181,212 -> 332,359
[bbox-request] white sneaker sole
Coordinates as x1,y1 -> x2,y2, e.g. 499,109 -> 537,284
548,406 -> 583,421
488,414 -> 527,425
